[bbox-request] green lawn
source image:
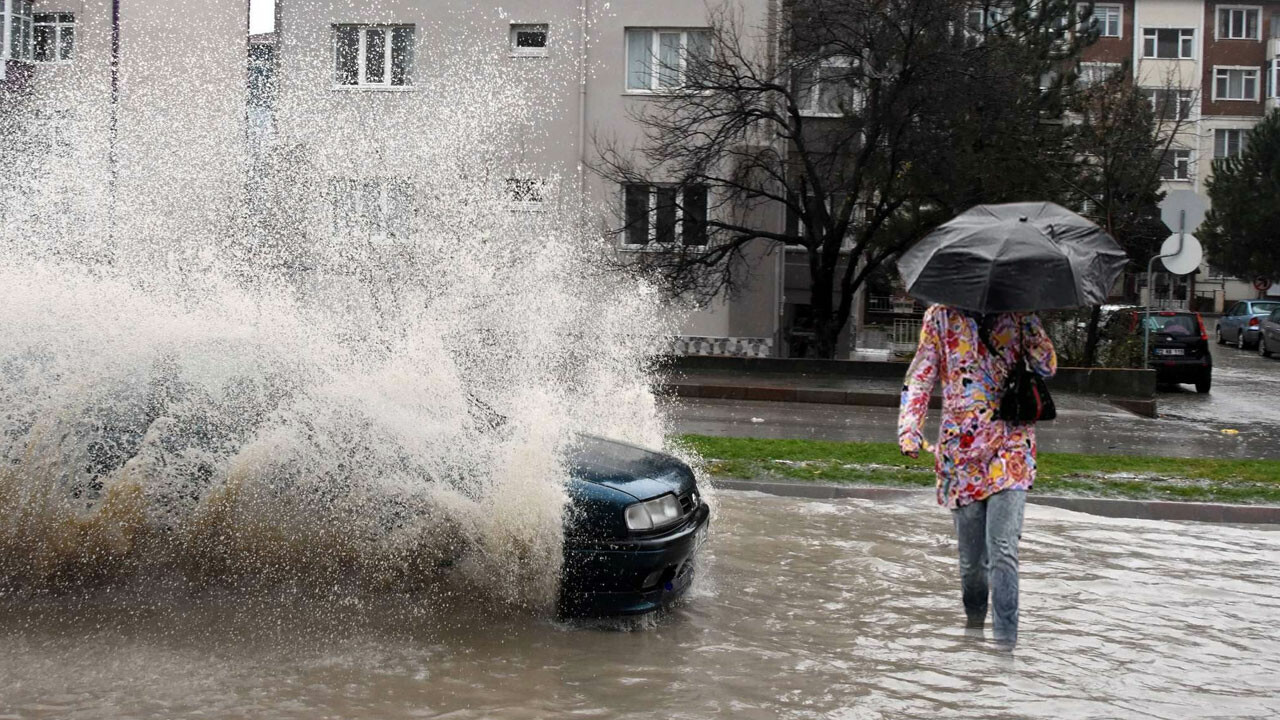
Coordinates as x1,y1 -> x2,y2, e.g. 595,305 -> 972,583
674,435 -> 1280,505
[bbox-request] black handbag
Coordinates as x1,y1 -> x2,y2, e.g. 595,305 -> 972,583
998,332 -> 1056,425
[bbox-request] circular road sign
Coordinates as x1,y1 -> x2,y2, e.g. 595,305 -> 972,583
1159,233 -> 1203,275
1255,276 -> 1272,292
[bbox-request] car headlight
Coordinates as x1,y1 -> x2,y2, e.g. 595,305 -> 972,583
624,493 -> 683,531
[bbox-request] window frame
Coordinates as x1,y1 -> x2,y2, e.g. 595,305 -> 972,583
1081,3 -> 1123,39
1214,128 -> 1247,159
1141,87 -> 1195,121
1215,5 -> 1261,41
505,177 -> 548,211
2,0 -> 34,63
327,177 -> 416,241
620,182 -> 710,249
32,12 -> 74,64
796,54 -> 859,117
509,23 -> 549,58
1077,61 -> 1123,87
1158,148 -> 1193,182
333,24 -> 415,90
1141,27 -> 1195,59
623,27 -> 711,94
1213,65 -> 1261,102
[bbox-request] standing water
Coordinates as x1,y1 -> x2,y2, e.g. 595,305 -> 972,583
2,491 -> 1278,718
3,8 -> 1279,719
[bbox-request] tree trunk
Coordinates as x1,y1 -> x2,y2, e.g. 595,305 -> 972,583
1082,304 -> 1103,368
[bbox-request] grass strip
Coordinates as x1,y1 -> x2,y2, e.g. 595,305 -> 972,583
674,434 -> 1280,505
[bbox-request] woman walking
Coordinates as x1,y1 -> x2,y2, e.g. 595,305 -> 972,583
897,305 -> 1056,647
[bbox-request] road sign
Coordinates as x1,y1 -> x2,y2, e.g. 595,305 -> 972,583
1159,233 -> 1202,275
1255,276 -> 1272,292
1159,190 -> 1207,234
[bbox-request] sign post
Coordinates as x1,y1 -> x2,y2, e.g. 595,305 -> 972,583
1147,192 -> 1207,368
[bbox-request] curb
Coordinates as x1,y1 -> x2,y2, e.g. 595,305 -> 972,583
712,478 -> 1280,525
662,383 -> 1155,418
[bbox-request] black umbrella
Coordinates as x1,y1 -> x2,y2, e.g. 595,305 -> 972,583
897,202 -> 1128,313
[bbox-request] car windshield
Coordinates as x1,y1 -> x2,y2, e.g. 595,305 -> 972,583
1252,302 -> 1280,314
1143,314 -> 1198,334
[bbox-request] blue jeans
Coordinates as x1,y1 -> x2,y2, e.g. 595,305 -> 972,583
952,489 -> 1026,645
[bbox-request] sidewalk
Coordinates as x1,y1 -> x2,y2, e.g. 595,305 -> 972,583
660,368 -> 1155,417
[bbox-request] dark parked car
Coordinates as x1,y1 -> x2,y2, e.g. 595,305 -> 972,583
1141,311 -> 1213,393
1217,300 -> 1280,349
1259,308 -> 1280,359
561,435 -> 710,616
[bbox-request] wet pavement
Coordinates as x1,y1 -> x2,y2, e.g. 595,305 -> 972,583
669,340 -> 1280,459
2,490 -> 1278,719
1158,339 -> 1280,443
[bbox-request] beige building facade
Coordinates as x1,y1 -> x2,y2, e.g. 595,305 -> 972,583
266,0 -> 791,356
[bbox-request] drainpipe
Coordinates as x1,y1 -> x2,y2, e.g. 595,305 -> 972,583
108,0 -> 120,255
576,0 -> 589,196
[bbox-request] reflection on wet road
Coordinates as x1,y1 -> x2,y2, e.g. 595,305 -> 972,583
1159,340 -> 1280,444
3,491 -> 1278,719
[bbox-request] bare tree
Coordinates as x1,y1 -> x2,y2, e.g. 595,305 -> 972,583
594,0 -> 1092,357
1051,65 -> 1199,364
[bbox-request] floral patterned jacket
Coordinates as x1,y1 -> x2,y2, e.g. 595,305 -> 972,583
897,305 -> 1057,509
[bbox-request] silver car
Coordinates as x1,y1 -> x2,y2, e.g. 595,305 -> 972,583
1259,308 -> 1280,358
1217,300 -> 1280,349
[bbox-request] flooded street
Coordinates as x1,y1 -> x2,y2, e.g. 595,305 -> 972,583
3,489 -> 1278,719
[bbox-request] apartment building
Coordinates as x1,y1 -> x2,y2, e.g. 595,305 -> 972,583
0,0 -> 248,261
267,0 -> 786,355
1079,0 -> 1280,305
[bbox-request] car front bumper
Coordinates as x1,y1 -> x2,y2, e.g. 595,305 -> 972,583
560,504 -> 710,616
1152,357 -> 1211,383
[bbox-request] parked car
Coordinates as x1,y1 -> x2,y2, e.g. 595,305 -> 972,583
1259,308 -> 1280,359
1216,300 -> 1280,349
1141,311 -> 1213,393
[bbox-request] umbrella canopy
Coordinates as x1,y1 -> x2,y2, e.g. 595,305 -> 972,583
897,202 -> 1128,313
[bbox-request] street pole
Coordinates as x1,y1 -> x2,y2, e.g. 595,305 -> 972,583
1144,209 -> 1186,369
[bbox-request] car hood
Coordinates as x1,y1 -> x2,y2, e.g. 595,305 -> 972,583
566,434 -> 696,501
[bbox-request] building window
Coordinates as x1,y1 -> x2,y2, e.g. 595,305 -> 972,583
1078,62 -> 1122,87
509,23 -> 548,56
1217,6 -> 1260,40
1268,59 -> 1280,98
625,28 -> 711,92
1141,88 -> 1195,120
796,55 -> 858,116
328,178 -> 415,239
1083,4 -> 1122,38
1214,67 -> 1260,101
1142,28 -> 1194,59
1158,149 -> 1192,181
506,177 -> 546,209
33,13 -> 73,63
2,0 -> 34,62
1214,129 -> 1247,159
334,25 -> 414,88
623,183 -> 709,247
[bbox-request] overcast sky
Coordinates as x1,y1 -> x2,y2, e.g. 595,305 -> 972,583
250,0 -> 274,34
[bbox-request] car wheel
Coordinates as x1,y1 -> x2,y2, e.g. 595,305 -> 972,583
1262,336 -> 1273,358
1238,331 -> 1246,349
1217,327 -> 1226,345
1195,375 -> 1212,394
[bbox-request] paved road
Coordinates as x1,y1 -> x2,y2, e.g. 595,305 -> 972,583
668,340 -> 1280,459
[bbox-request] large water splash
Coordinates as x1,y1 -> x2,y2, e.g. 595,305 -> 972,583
0,13 -> 679,612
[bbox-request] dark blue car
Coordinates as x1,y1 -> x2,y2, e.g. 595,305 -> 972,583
559,435 -> 711,616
